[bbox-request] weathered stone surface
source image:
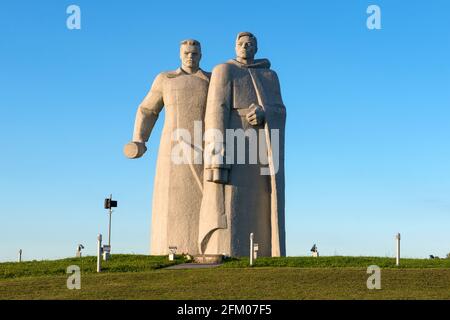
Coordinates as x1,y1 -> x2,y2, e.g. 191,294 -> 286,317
125,40 -> 210,255
199,32 -> 286,257
125,34 -> 286,258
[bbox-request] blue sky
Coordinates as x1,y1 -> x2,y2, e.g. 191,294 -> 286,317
0,0 -> 449,261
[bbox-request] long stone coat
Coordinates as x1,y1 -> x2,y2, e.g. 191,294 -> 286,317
199,59 -> 286,257
132,68 -> 210,255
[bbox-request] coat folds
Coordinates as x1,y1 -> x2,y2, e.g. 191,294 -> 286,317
199,59 -> 286,257
133,68 -> 210,255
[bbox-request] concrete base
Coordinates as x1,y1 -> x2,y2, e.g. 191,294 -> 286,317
194,254 -> 224,264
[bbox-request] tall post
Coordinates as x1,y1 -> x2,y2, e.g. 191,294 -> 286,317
249,233 -> 254,266
97,234 -> 102,272
396,233 -> 401,266
18,249 -> 22,263
108,194 -> 112,247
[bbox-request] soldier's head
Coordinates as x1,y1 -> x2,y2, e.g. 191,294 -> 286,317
235,32 -> 258,61
180,39 -> 202,72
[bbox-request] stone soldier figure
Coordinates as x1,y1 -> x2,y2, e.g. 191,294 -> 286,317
199,32 -> 286,257
124,39 -> 210,255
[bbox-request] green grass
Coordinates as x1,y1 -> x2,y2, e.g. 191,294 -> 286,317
222,256 -> 450,269
1,255 -> 449,299
0,254 -> 186,279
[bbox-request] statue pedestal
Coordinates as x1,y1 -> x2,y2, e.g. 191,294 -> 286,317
194,254 -> 223,264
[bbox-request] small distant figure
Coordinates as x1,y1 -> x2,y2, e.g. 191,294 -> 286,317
18,249 -> 22,263
76,244 -> 84,258
311,244 -> 319,258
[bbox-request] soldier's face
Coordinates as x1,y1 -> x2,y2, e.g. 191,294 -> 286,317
235,36 -> 256,60
180,45 -> 201,69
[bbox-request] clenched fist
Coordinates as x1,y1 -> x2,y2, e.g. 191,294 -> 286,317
123,141 -> 147,159
246,103 -> 265,126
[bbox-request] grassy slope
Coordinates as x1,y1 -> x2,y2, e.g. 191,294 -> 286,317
0,254 -> 186,279
1,255 -> 449,299
222,256 -> 450,268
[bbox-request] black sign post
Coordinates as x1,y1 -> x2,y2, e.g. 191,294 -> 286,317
104,194 -> 117,254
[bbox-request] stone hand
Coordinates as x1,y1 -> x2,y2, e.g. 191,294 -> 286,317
123,141 -> 147,159
205,168 -> 229,184
246,103 -> 265,126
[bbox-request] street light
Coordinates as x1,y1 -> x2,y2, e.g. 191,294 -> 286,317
103,194 -> 118,261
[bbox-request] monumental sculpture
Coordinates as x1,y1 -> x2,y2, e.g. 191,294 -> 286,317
124,39 -> 210,255
124,33 -> 286,258
199,32 -> 286,257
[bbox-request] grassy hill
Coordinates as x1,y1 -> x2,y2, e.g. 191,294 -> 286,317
1,255 -> 449,299
0,255 -> 186,279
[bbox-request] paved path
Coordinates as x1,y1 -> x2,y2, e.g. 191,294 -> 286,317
165,263 -> 222,270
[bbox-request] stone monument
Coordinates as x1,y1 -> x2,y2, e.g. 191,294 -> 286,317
124,39 -> 210,255
199,32 -> 286,257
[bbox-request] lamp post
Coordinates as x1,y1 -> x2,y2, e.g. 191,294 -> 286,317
103,194 -> 117,260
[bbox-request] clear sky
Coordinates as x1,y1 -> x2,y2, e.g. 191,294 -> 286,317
0,1 -> 449,262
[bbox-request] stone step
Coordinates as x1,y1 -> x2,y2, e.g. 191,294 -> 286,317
193,254 -> 224,264
165,263 -> 222,270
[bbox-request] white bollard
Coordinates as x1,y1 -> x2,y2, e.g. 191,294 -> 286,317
249,233 -> 254,266
97,234 -> 102,273
168,246 -> 177,261
254,243 -> 259,260
103,245 -> 110,261
396,233 -> 401,266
